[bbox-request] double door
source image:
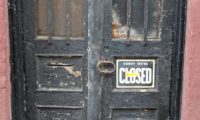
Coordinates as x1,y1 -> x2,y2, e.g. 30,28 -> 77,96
23,0 -> 175,119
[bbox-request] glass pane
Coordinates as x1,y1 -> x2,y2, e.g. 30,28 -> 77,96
131,0 -> 144,39
52,0 -> 66,37
71,0 -> 84,37
147,0 -> 161,39
112,0 -> 127,39
37,0 -> 84,38
37,0 -> 48,36
112,0 -> 161,40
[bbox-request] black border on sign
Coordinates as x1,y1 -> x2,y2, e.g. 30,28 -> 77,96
116,59 -> 155,89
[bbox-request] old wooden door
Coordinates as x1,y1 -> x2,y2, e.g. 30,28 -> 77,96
23,0 -> 176,119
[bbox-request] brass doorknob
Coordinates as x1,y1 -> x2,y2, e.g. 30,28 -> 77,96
96,60 -> 115,74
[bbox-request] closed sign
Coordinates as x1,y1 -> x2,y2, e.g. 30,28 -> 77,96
116,59 -> 155,88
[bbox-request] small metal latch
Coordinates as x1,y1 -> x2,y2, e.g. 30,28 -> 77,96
96,60 -> 115,74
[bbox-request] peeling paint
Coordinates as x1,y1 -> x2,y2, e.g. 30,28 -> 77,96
64,66 -> 81,78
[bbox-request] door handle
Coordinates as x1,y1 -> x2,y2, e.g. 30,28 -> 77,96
96,60 -> 115,74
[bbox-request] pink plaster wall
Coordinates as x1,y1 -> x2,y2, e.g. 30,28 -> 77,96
181,0 -> 200,120
0,0 -> 199,119
0,0 -> 11,120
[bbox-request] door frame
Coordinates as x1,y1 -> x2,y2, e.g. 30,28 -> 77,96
9,0 -> 186,119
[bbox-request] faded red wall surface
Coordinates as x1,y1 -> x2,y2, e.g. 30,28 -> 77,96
181,0 -> 200,120
0,0 -> 11,120
0,0 -> 199,119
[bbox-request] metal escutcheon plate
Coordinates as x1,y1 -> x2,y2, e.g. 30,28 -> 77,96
96,60 -> 115,74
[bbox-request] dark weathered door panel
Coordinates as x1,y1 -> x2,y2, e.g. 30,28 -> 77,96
101,0 -> 175,119
23,0 -> 87,119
